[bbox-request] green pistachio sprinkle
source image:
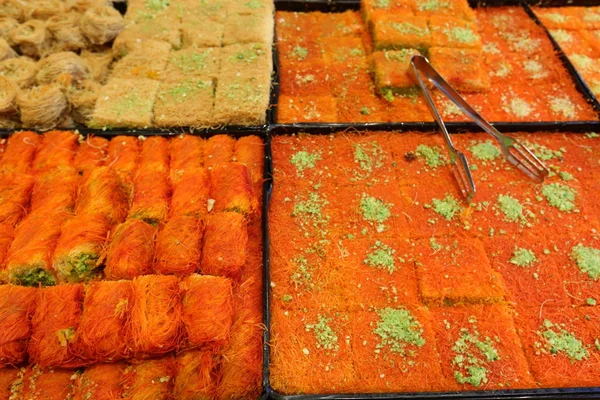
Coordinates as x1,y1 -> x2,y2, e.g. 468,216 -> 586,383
430,237 -> 442,251
497,194 -> 526,223
290,150 -> 322,175
510,247 -> 537,267
431,194 -> 462,221
354,142 -> 385,180
374,307 -> 425,356
360,195 -> 392,223
282,294 -> 293,302
415,144 -> 446,168
542,183 -> 576,212
571,245 -> 600,280
559,171 -> 574,181
364,241 -> 397,274
291,45 -> 308,61
452,326 -> 500,387
536,319 -> 588,362
445,27 -> 478,44
306,315 -> 339,352
525,141 -> 564,161
360,107 -> 371,115
469,140 -> 501,161
587,298 -> 597,306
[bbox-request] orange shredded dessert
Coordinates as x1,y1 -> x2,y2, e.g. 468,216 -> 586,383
18,366 -> 77,400
210,163 -> 257,215
154,216 -> 203,276
173,350 -> 218,400
128,170 -> 170,224
128,275 -> 182,357
0,131 -> 41,174
204,134 -> 235,168
105,219 -> 157,280
516,306 -> 600,387
170,169 -> 211,218
73,136 -> 109,173
122,358 -> 175,400
32,130 -> 79,172
74,281 -> 133,362
139,136 -> 169,172
431,304 -> 534,390
0,368 -> 18,399
52,214 -> 112,283
270,131 -> 600,394
28,284 -> 84,368
201,212 -> 248,280
276,6 -> 598,122
0,285 -> 36,367
180,274 -> 234,347
74,363 -> 125,400
535,6 -> 600,100
0,131 -> 263,399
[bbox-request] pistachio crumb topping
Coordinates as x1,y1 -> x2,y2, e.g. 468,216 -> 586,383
542,183 -> 576,212
469,140 -> 501,161
510,247 -> 537,267
535,319 -> 588,362
290,150 -> 322,175
374,307 -> 425,356
291,45 -> 308,61
360,195 -> 392,224
364,241 -> 397,274
306,315 -> 339,352
353,142 -> 385,181
415,144 -> 446,168
571,245 -> 600,280
451,321 -> 500,387
430,194 -> 462,221
497,194 -> 527,224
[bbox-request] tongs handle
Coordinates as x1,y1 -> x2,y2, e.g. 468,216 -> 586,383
410,55 -> 476,201
410,54 -> 550,184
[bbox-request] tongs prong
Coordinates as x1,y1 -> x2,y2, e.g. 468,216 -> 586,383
410,54 -> 549,198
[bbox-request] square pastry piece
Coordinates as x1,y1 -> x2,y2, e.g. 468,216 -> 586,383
428,47 -> 490,92
371,49 -> 420,95
372,14 -> 432,52
429,16 -> 482,49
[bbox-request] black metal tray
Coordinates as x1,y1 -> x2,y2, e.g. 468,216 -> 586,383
261,124 -> 600,400
270,0 -> 600,130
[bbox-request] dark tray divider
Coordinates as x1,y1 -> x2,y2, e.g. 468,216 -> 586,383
271,0 -> 600,130
263,123 -> 600,400
0,126 -> 268,139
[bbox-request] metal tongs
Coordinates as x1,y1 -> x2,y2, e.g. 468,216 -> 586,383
410,54 -> 549,201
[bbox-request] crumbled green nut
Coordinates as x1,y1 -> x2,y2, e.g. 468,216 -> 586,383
451,326 -> 500,387
360,107 -> 371,115
291,45 -> 308,60
536,319 -> 588,362
497,194 -> 526,224
430,237 -> 442,251
353,142 -> 385,181
12,268 -> 56,287
415,145 -> 446,168
525,141 -> 564,161
306,315 -> 339,352
585,132 -> 599,138
587,298 -> 597,306
364,241 -> 397,274
360,195 -> 392,223
470,140 -> 501,161
374,307 -> 425,355
510,247 -> 537,267
282,294 -> 293,302
559,171 -> 574,181
542,183 -> 576,212
571,245 -> 600,280
431,194 -> 462,221
290,150 -> 322,175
